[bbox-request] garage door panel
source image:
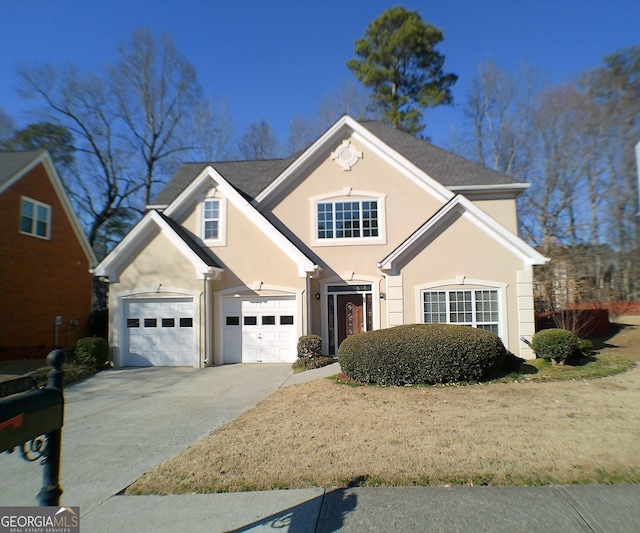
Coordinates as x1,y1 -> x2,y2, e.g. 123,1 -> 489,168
223,296 -> 297,363
125,298 -> 194,367
260,348 -> 278,362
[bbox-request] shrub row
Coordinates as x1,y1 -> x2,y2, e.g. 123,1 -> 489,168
338,324 -> 506,386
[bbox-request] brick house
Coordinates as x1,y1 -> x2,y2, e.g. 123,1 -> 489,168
0,150 -> 96,360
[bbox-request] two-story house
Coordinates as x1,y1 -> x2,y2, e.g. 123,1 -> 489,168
93,116 -> 547,368
0,150 -> 96,360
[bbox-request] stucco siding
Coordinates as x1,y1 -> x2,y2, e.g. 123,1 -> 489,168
270,134 -> 445,272
116,230 -> 203,293
399,212 -> 527,356
469,198 -> 519,233
181,187 -> 305,291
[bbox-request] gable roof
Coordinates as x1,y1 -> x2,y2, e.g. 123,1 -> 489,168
378,194 -> 548,275
92,209 -> 223,282
0,150 -> 46,191
163,165 -> 319,277
151,116 -> 526,208
97,164 -> 320,281
157,212 -> 222,268
0,150 -> 97,267
150,156 -> 297,207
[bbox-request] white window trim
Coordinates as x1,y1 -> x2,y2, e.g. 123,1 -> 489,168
310,190 -> 386,247
20,196 -> 52,240
201,196 -> 227,246
414,279 -> 508,341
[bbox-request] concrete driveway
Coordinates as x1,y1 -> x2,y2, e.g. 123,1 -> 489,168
0,364 -> 293,515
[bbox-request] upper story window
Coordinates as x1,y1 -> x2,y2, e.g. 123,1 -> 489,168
20,197 -> 51,239
318,200 -> 379,239
201,197 -> 226,245
313,192 -> 386,246
203,199 -> 220,240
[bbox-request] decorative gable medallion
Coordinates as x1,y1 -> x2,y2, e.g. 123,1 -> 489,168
331,140 -> 363,171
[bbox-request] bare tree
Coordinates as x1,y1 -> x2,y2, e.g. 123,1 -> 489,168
190,96 -> 235,162
581,47 -> 640,300
285,81 -> 378,157
111,28 -> 207,206
454,63 -> 540,178
454,62 -> 624,328
0,107 -> 15,143
238,120 -> 278,160
18,63 -> 139,251
317,81 -> 375,130
18,28 -> 226,254
286,116 -> 317,156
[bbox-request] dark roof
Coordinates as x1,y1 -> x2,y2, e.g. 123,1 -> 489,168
157,212 -> 222,268
152,120 -> 519,206
152,156 -> 297,206
0,150 -> 45,189
360,121 -> 519,187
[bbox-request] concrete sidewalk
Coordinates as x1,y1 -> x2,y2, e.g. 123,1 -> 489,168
81,484 -> 640,532
281,361 -> 341,387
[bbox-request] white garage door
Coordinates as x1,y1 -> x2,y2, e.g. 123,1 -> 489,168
223,297 -> 296,363
125,298 -> 195,366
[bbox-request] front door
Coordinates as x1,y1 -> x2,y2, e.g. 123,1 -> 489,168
337,294 -> 364,347
326,284 -> 373,353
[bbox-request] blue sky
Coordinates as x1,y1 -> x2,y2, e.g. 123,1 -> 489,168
1,0 -> 639,151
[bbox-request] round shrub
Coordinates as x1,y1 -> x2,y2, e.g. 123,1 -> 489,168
531,328 -> 580,364
297,334 -> 322,359
338,324 -> 506,386
73,337 -> 109,369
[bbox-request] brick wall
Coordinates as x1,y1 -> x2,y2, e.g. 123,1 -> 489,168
0,163 -> 92,359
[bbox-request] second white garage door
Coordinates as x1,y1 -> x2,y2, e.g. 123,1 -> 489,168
223,297 -> 296,363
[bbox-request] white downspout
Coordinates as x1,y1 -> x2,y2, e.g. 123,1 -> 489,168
305,274 -> 312,335
204,277 -> 213,366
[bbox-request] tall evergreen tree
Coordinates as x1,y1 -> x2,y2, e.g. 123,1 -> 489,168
347,6 -> 457,135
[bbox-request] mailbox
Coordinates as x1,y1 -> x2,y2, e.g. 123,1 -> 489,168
0,388 -> 63,454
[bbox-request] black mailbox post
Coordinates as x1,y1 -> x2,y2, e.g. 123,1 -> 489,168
0,350 -> 66,506
0,388 -> 63,452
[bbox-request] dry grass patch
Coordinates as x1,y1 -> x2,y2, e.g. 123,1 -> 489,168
127,363 -> 640,494
126,319 -> 640,494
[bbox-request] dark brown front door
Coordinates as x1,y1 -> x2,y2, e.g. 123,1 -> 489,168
337,294 -> 364,349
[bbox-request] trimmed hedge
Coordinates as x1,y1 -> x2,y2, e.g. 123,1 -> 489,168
338,324 -> 506,386
72,337 -> 109,369
531,328 -> 580,364
297,334 -> 322,359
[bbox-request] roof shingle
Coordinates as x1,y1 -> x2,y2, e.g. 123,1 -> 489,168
151,120 -> 519,206
0,150 -> 45,190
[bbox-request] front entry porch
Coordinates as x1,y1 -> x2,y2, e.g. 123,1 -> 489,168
325,284 -> 374,354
